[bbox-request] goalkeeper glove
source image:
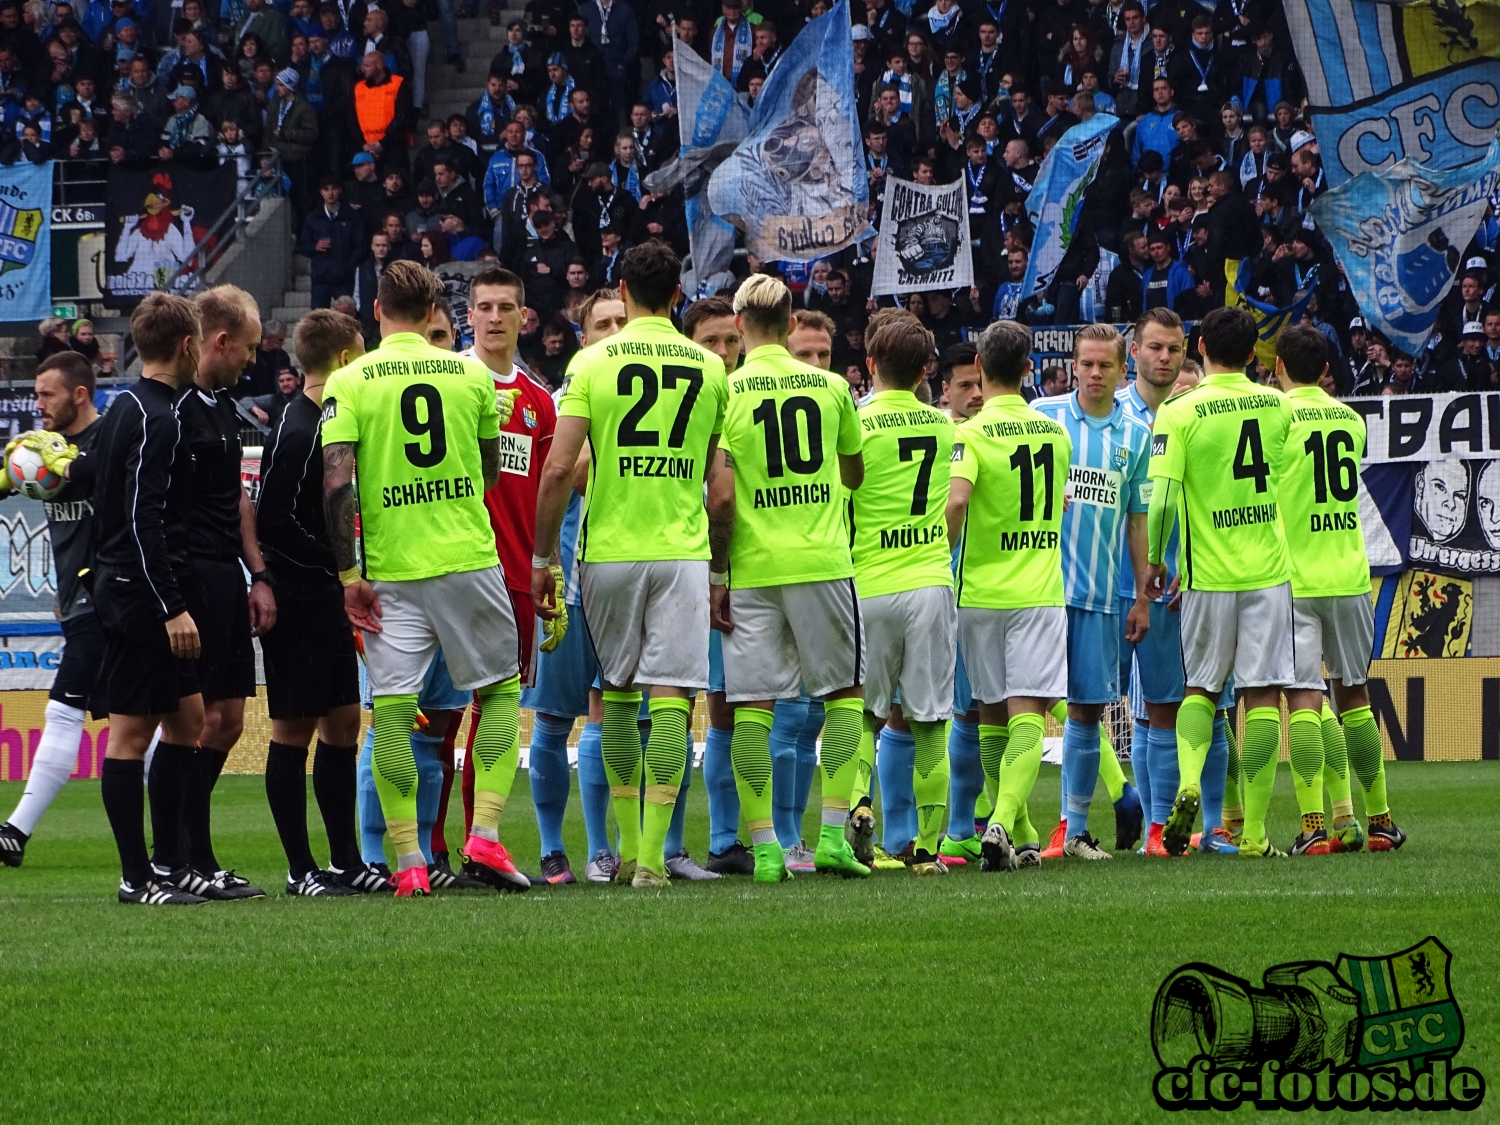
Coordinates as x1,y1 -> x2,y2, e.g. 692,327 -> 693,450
0,434 -> 23,494
22,430 -> 78,479
539,563 -> 568,653
496,387 -> 522,426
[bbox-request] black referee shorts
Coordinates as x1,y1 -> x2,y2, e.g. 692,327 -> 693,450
49,611 -> 109,720
260,572 -> 359,720
95,570 -> 199,718
184,560 -> 257,704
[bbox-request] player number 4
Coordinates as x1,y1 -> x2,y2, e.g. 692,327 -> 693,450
1232,418 -> 1270,493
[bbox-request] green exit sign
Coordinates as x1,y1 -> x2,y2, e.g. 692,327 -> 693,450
51,304 -> 78,320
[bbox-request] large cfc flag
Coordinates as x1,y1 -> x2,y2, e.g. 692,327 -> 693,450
707,0 -> 871,262
0,161 -> 52,322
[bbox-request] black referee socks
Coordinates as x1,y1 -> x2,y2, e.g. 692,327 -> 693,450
312,741 -> 359,874
102,757 -> 151,889
147,741 -> 194,871
183,747 -> 229,874
266,742 -> 315,880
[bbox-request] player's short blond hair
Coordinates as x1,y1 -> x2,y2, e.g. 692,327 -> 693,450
194,284 -> 259,340
790,309 -> 837,338
131,292 -> 201,363
1073,322 -> 1125,365
294,309 -> 363,378
732,274 -> 793,334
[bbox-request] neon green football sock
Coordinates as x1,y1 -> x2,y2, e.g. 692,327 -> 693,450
910,718 -> 949,855
1320,702 -> 1354,822
978,723 -> 1008,811
1097,725 -> 1126,803
601,690 -> 644,863
372,693 -> 422,869
731,706 -> 776,844
975,785 -> 994,823
1012,798 -> 1039,848
1222,717 -> 1244,831
1342,705 -> 1389,818
995,712 -> 1045,837
851,715 -> 877,808
637,696 -> 690,874
1240,706 -> 1283,844
818,697 -> 865,821
1175,693 -> 1216,792
1288,708 -> 1324,819
469,676 -> 522,838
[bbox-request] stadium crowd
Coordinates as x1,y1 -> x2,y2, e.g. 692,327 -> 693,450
4,0 -> 1498,397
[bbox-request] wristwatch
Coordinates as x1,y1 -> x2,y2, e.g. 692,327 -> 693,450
250,569 -> 274,588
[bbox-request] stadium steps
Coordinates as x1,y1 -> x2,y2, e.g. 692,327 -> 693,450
274,14 -> 523,341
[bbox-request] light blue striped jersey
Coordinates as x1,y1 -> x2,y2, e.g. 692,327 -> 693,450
1031,390 -> 1152,612
1116,382 -> 1178,604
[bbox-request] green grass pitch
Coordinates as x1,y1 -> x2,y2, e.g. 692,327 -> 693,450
1,761 -> 1496,1123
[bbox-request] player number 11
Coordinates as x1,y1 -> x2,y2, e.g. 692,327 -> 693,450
1009,442 -> 1055,522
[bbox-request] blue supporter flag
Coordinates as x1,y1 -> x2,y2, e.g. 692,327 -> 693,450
1018,114 -> 1116,302
0,161 -> 52,323
1311,142 -> 1500,357
706,0 -> 871,262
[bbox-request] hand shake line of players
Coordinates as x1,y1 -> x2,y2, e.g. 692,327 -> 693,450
0,244 -> 1402,902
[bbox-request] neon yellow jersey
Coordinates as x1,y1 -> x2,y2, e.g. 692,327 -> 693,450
952,394 -> 1070,609
558,316 -> 728,562
1278,384 -> 1371,598
852,389 -> 955,598
320,332 -> 499,582
1149,372 -> 1293,592
721,344 -> 863,589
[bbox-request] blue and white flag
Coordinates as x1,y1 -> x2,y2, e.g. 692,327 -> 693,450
1018,114 -> 1116,301
1312,142 -> 1500,356
648,38 -> 752,297
0,161 -> 52,323
1283,0 -> 1499,186
707,0 -> 870,262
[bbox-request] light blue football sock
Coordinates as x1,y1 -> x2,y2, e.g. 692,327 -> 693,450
702,724 -> 739,854
664,728 -> 694,856
1202,713 -> 1229,833
411,730 -> 444,865
1130,720 -> 1151,827
877,725 -> 918,854
1147,724 -> 1179,825
528,712 -> 574,858
576,721 -> 611,858
793,700 -> 823,833
946,717 -> 983,840
356,727 -> 387,864
770,698 -> 810,847
1063,719 -> 1100,839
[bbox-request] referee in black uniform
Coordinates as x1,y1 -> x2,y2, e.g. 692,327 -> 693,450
160,285 -> 277,900
254,309 -> 366,896
93,293 -> 209,905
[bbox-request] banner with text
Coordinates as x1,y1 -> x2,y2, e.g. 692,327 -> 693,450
0,160 -> 52,322
870,177 -> 972,296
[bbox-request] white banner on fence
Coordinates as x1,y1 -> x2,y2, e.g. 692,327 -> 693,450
1350,393 -> 1500,464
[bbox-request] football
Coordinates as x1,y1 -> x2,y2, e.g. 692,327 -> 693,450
7,442 -> 63,500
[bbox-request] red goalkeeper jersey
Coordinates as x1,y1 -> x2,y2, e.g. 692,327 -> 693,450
464,352 -> 557,592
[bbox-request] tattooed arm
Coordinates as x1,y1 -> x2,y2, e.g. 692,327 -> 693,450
322,440 -> 382,633
479,435 -> 501,492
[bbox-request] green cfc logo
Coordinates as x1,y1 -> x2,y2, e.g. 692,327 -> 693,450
1150,939 -> 1483,1111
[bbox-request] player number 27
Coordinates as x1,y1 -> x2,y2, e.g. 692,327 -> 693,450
617,364 -> 703,448
1008,442 -> 1055,521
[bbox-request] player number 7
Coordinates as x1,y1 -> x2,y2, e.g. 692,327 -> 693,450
898,435 -> 937,516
